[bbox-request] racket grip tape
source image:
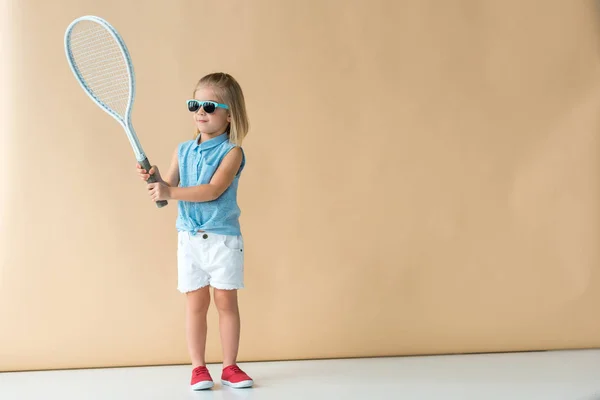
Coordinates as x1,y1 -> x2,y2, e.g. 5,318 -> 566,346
139,157 -> 168,208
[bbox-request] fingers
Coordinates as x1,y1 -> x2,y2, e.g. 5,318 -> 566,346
136,163 -> 150,181
147,182 -> 159,201
142,169 -> 163,202
147,184 -> 156,201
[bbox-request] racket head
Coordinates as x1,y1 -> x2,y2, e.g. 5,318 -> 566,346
64,16 -> 135,126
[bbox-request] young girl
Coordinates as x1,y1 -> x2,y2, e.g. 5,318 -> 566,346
136,72 -> 253,390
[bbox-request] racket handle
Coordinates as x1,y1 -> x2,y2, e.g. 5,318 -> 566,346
139,157 -> 168,208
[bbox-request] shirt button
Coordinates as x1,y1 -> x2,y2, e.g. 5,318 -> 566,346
202,234 -> 208,239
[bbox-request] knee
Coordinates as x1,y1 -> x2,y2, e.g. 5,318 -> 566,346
214,290 -> 239,314
187,289 -> 210,314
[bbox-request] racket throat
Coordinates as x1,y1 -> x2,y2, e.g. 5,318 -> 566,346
123,124 -> 145,161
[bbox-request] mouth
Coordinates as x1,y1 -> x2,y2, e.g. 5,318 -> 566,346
197,120 -> 208,123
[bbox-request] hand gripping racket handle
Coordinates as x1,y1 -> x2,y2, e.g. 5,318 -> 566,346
139,157 -> 168,208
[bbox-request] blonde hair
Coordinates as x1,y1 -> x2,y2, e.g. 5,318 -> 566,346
193,72 -> 249,146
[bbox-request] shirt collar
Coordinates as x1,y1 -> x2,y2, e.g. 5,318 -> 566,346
194,132 -> 229,151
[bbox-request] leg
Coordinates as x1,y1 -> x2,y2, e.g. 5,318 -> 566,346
186,286 -> 211,368
208,234 -> 253,388
213,288 -> 240,366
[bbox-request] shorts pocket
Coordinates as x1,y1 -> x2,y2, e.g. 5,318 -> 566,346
223,235 -> 244,252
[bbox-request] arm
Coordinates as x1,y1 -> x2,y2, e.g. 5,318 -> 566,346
168,147 -> 243,202
138,147 -> 180,204
161,147 -> 180,188
137,146 -> 180,187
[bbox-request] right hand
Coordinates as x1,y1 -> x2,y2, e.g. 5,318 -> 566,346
136,163 -> 163,183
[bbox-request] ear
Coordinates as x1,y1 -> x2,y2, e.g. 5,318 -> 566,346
227,113 -> 231,123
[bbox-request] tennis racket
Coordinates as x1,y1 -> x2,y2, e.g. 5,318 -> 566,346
64,15 -> 168,208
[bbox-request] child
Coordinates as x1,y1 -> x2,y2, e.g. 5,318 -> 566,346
136,72 -> 253,390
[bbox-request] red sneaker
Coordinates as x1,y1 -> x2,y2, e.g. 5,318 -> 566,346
190,366 -> 214,390
221,364 -> 254,388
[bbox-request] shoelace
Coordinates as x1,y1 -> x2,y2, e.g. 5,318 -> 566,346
228,365 -> 243,374
193,367 -> 208,376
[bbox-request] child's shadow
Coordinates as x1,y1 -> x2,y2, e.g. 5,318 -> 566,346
187,385 -> 256,400
221,385 -> 256,399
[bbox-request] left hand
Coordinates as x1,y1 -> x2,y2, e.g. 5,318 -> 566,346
147,182 -> 171,202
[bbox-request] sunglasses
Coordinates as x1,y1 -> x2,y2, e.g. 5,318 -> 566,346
186,99 -> 229,114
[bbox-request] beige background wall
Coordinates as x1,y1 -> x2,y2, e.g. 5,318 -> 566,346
2,0 -> 600,372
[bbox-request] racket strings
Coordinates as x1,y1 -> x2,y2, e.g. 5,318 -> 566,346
68,21 -> 131,118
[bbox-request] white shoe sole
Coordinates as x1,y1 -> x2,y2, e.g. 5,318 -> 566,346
221,379 -> 254,388
191,380 -> 214,390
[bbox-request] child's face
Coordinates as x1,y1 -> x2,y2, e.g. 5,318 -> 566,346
193,86 -> 231,136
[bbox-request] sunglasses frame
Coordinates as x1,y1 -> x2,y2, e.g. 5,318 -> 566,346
186,99 -> 229,113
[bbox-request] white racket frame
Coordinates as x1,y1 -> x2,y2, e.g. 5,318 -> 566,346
64,15 -> 145,162
64,15 -> 167,208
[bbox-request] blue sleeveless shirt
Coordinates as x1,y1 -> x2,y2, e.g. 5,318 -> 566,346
175,132 -> 245,236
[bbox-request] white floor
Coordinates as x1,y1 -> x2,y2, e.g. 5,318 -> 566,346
1,350 -> 600,400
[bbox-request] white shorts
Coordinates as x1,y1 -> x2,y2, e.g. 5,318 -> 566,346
177,231 -> 245,293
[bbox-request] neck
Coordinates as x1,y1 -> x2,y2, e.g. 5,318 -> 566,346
198,129 -> 227,144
